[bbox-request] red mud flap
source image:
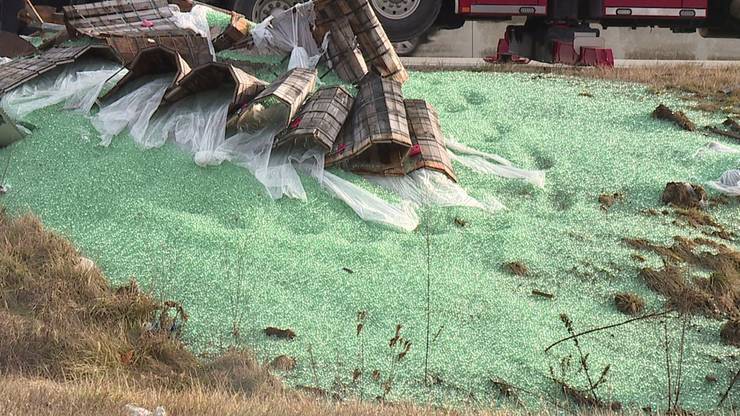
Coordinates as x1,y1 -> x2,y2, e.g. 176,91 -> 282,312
579,47 -> 615,67
552,41 -> 614,67
483,37 -> 530,64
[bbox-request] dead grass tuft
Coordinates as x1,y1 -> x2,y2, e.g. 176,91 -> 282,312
613,293 -> 646,315
625,237 -> 740,319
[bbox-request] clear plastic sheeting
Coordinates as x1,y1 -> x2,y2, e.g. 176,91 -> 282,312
449,151 -> 546,188
144,89 -> 231,166
694,141 -> 740,157
92,76 -> 172,146
367,169 -> 505,213
0,57 -> 12,65
320,171 -> 420,232
1,61 -> 123,121
446,137 -> 513,166
708,169 -> 740,196
250,2 -> 323,69
171,4 -> 216,60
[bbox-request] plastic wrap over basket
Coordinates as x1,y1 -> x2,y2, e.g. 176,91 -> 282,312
92,75 -> 172,146
367,169 -> 505,213
1,60 -> 123,121
217,108 -> 315,200
708,169 -> 740,196
144,88 -> 231,166
250,2 -> 322,69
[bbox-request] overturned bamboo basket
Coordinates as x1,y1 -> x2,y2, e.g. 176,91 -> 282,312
326,16 -> 368,84
105,32 -> 214,66
230,68 -> 317,131
163,62 -> 266,111
336,0 -> 408,84
101,46 -> 191,102
403,99 -> 457,182
63,0 -> 180,38
274,86 -> 354,151
213,13 -> 253,52
326,73 -> 411,175
0,44 -> 121,94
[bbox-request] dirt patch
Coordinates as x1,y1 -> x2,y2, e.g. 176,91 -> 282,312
662,182 -> 707,209
672,207 -> 735,241
505,262 -> 529,277
720,319 -> 740,346
270,355 -> 297,371
599,193 -> 624,211
624,237 -> 740,319
614,292 -> 646,315
652,104 -> 696,131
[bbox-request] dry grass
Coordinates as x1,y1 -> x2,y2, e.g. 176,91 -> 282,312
437,63 -> 740,116
0,374 -> 635,416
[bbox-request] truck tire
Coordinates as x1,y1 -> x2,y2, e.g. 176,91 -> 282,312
370,0 -> 442,42
232,0 -> 303,23
234,0 -> 441,43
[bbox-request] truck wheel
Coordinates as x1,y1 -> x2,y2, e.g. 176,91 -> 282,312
370,0 -> 442,42
233,0 -> 303,23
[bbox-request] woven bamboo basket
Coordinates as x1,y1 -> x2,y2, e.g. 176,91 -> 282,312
105,32 -> 213,66
102,46 -> 191,101
213,13 -> 253,52
63,0 -> 180,38
163,62 -> 266,111
326,73 -> 411,175
326,17 -> 367,84
403,99 -> 457,182
0,45 -> 121,94
313,0 -> 341,41
232,68 -> 317,130
105,29 -> 215,67
337,0 -> 408,84
274,86 -> 354,151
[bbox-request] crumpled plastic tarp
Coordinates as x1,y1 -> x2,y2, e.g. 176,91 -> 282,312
251,2 -> 324,69
446,138 -> 546,188
708,169 -> 740,196
144,89 -> 231,166
0,57 -> 12,65
170,4 -> 216,60
1,60 -> 124,121
367,169 -> 505,213
92,75 -> 172,146
211,107 -> 419,230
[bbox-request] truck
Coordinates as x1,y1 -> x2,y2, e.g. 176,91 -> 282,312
230,0 -> 740,61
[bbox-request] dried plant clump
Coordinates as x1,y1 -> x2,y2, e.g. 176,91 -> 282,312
270,355 -> 297,371
720,319 -> 740,347
264,327 -> 296,340
661,182 -> 707,209
505,261 -> 529,277
599,192 -> 624,211
614,292 -> 646,315
652,104 -> 696,131
625,236 -> 740,319
672,207 -> 734,240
